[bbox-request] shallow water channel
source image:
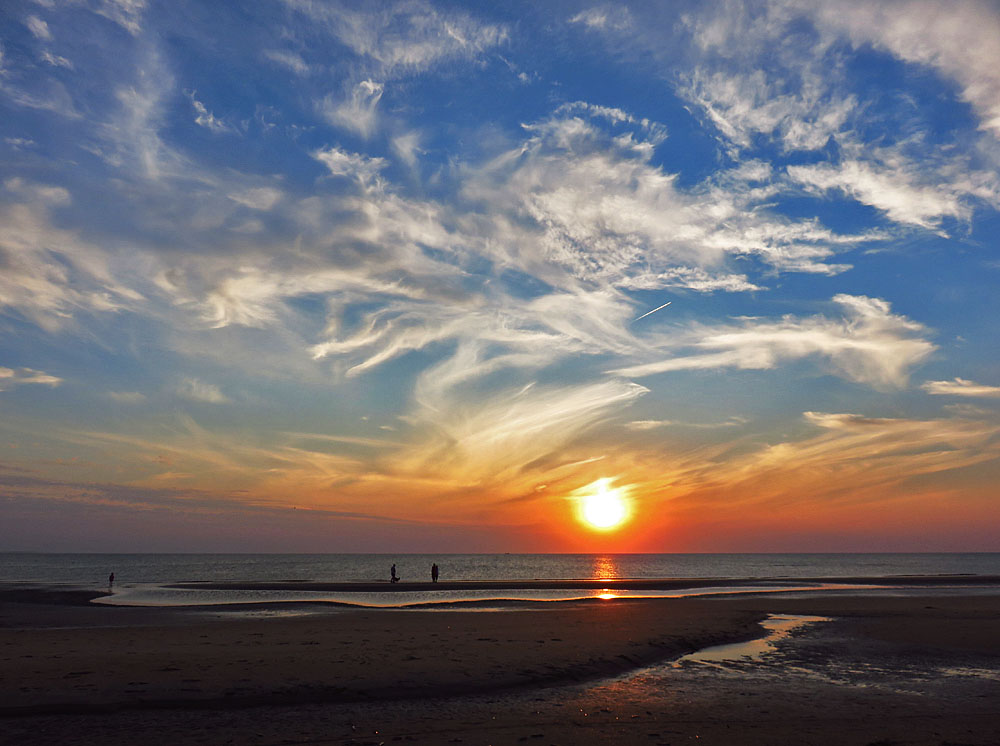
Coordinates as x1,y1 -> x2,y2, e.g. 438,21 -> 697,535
673,613 -> 832,667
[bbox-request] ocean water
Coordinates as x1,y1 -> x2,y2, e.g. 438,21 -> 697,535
3,552 -> 999,587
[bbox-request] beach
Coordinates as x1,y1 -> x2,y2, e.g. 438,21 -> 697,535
2,578 -> 999,745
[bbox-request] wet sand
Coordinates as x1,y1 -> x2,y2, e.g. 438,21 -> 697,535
2,582 -> 999,745
0,593 -> 766,714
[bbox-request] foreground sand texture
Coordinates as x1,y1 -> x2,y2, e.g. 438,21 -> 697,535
2,586 -> 999,745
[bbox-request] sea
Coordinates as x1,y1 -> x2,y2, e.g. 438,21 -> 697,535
2,553 -> 999,609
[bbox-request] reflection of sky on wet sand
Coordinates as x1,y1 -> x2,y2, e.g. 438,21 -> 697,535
673,614 -> 831,667
93,582 -> 856,608
551,610 -> 1000,739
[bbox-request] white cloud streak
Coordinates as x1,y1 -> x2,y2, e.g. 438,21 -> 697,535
463,109 -> 874,291
612,295 -> 934,388
189,93 -> 232,134
321,79 -> 384,139
25,16 -> 53,41
922,378 -> 1000,398
312,145 -> 387,189
288,0 -> 507,141
263,49 -> 310,76
401,377 -> 648,485
95,0 -> 146,36
228,187 -> 283,211
285,0 -> 507,75
177,378 -> 229,404
806,0 -> 1000,139
0,366 -> 62,390
569,6 -> 633,32
0,179 -> 142,330
788,160 -> 966,230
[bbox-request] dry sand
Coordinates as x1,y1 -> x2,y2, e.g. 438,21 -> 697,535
2,584 -> 999,745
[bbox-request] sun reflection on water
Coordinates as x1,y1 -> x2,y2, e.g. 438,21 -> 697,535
592,555 -> 620,580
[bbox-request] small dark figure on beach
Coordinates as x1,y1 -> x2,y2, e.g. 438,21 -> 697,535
390,563 -> 399,583
108,572 -> 115,588
431,563 -> 439,583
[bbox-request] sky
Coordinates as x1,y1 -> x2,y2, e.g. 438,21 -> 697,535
1,0 -> 999,553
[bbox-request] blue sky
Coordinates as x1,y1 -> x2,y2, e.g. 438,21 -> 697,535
1,0 -> 999,552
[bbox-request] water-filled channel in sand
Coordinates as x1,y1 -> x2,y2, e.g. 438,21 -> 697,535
92,583 -> 856,608
673,613 -> 832,667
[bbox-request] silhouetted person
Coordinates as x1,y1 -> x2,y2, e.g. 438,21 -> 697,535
108,572 -> 115,588
431,563 -> 439,583
390,563 -> 399,583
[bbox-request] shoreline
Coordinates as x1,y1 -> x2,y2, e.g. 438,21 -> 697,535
4,574 -> 1000,620
5,571 -> 1000,600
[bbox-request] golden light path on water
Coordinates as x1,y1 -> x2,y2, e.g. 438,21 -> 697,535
594,555 -> 620,598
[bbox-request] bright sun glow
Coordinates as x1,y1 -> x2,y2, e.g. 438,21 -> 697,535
578,480 -> 629,530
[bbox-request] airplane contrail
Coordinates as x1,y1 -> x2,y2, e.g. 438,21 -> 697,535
633,301 -> 671,322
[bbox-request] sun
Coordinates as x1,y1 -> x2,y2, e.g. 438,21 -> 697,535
577,479 -> 630,530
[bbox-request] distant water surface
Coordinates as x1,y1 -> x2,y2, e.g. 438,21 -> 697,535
3,553 -> 999,587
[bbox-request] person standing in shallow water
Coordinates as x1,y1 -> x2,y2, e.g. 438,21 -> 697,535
390,563 -> 399,583
431,563 -> 439,583
108,572 -> 114,588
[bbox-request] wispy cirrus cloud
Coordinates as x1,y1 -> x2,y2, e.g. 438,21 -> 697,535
787,157 -> 978,230
176,378 -> 229,404
227,187 -> 283,211
612,295 -> 934,388
285,0 -> 507,74
41,50 -> 74,70
262,49 -> 310,76
320,79 -> 384,139
679,67 -> 855,153
0,179 -> 142,330
0,367 -> 62,390
286,0 -> 507,138
3,0 -> 998,550
805,0 -> 1000,139
569,5 -> 633,33
400,377 -> 648,487
25,16 -> 53,41
658,410 -> 1000,514
626,419 -> 673,431
188,92 -> 233,134
463,108 -> 873,292
95,0 -> 147,36
312,145 -> 388,189
615,1 -> 1000,233
922,378 -> 1000,398
627,417 -> 746,431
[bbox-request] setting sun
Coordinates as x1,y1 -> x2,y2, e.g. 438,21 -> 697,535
577,480 -> 630,531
